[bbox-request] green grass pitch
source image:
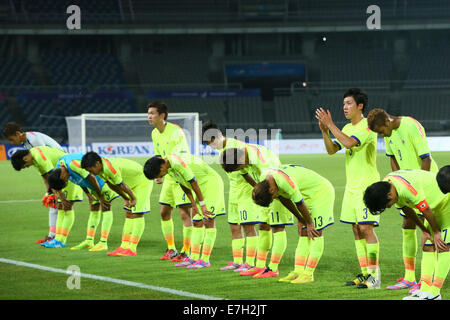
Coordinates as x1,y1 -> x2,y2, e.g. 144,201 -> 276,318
0,152 -> 449,300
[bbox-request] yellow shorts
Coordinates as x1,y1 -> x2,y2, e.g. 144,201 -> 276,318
88,183 -> 119,204
58,180 -> 83,203
159,174 -> 190,208
301,182 -> 335,231
228,184 -> 262,225
124,179 -> 153,214
263,198 -> 294,227
192,175 -> 226,222
340,188 -> 380,226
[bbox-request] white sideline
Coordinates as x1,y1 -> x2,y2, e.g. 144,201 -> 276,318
0,258 -> 225,300
0,199 -> 41,203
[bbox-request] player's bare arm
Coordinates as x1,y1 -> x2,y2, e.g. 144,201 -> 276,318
81,186 -> 96,203
55,188 -> 71,210
41,173 -> 51,193
390,156 -> 400,171
421,207 -> 447,252
107,181 -> 136,208
420,156 -> 432,171
179,184 -> 206,219
401,207 -> 430,236
277,196 -> 306,224
320,128 -> 340,155
87,173 -> 107,210
295,200 -> 320,240
189,179 -> 213,219
242,173 -> 257,187
316,111 -> 340,155
316,107 -> 359,150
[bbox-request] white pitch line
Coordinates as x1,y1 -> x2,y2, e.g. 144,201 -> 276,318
0,199 -> 41,203
0,258 -> 225,300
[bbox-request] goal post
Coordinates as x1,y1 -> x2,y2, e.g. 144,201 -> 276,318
65,112 -> 201,157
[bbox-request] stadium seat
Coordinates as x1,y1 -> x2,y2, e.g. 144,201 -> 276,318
226,97 -> 264,130
0,96 -> 15,128
41,49 -> 126,87
0,58 -> 35,93
274,95 -> 313,134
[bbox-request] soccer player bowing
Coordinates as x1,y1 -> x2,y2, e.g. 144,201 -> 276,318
364,169 -> 450,300
10,147 -> 83,247
82,152 -> 153,256
4,122 -> 64,244
367,108 -> 438,291
144,153 -> 226,269
252,165 -> 333,283
47,153 -> 119,249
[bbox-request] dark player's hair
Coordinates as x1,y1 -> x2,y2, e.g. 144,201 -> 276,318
2,122 -> 23,138
10,149 -> 30,171
363,181 -> 392,215
48,168 -> 66,190
147,100 -> 168,121
202,121 -> 221,144
221,148 -> 245,173
252,180 -> 273,207
81,151 -> 102,169
367,108 -> 389,131
143,156 -> 165,180
437,165 -> 450,194
343,88 -> 368,113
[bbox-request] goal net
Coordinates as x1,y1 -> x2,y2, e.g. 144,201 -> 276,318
65,113 -> 200,157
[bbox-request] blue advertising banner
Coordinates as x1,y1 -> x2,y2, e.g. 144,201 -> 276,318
225,63 -> 306,78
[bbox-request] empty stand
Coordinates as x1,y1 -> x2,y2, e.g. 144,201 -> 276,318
41,50 -> 126,87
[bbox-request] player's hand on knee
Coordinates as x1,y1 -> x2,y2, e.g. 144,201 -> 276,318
125,198 -> 136,208
62,199 -> 72,211
422,231 -> 433,246
306,223 -> 320,240
434,233 -> 448,252
192,205 -> 200,217
201,205 -> 213,220
297,221 -> 305,234
101,200 -> 111,211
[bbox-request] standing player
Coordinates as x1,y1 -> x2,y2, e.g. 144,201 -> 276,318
316,88 -> 381,289
81,151 -> 153,256
202,122 -> 267,273
47,153 -> 119,249
364,169 -> 450,300
144,153 -> 226,269
367,108 -> 438,291
3,122 -> 64,244
148,101 -> 193,262
252,164 -> 333,283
